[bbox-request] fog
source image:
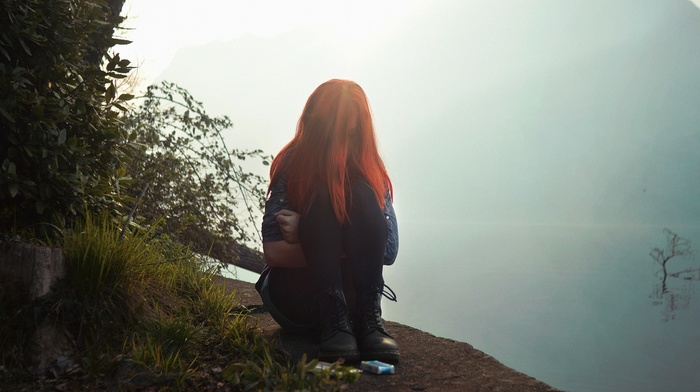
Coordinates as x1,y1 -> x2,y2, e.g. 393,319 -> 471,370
152,0 -> 700,230
118,2 -> 700,389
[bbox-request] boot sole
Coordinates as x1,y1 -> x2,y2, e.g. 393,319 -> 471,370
360,350 -> 400,363
318,351 -> 361,363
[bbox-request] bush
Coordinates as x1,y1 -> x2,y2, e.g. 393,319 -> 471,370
122,82 -> 270,266
0,0 -> 134,237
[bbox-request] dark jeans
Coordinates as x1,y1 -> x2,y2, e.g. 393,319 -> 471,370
257,179 -> 388,332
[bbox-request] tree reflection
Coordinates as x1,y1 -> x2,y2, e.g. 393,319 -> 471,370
649,228 -> 698,322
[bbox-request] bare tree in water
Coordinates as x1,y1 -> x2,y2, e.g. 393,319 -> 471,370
650,228 -> 696,290
649,228 -> 697,321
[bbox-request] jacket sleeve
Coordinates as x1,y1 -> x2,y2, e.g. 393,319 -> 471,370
261,179 -> 291,243
383,192 -> 399,265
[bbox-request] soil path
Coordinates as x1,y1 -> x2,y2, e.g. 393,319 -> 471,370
213,276 -> 561,392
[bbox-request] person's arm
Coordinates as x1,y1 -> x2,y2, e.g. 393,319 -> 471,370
263,240 -> 307,268
262,208 -> 308,268
275,209 -> 300,244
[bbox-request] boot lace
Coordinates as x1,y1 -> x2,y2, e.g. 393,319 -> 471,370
381,284 -> 397,302
323,290 -> 351,331
361,284 -> 397,331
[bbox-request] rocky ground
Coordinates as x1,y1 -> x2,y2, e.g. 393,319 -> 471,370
214,276 -> 561,392
2,276 -> 561,391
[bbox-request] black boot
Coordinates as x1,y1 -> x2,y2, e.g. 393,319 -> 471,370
317,289 -> 360,362
354,285 -> 400,363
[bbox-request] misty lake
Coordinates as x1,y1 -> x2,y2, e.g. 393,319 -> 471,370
227,224 -> 700,392
153,1 -> 700,390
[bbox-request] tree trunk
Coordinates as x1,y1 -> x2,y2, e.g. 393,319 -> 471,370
221,243 -> 266,274
0,241 -> 71,376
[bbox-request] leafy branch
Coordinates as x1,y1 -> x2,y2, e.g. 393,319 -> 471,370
122,81 -> 270,272
0,0 -> 135,237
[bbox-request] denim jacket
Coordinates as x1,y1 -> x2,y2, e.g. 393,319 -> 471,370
261,178 -> 399,265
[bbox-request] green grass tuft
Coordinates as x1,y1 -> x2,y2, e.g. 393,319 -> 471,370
0,212 -> 361,391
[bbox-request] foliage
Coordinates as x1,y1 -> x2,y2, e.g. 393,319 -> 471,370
0,0 -> 134,237
225,354 -> 361,391
0,213 -> 357,390
121,81 -> 270,265
61,212 -> 164,334
62,212 -> 153,303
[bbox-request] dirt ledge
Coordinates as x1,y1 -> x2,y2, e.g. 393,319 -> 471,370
213,276 -> 561,392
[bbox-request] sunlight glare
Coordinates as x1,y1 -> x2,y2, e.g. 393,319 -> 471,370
120,0 -> 421,85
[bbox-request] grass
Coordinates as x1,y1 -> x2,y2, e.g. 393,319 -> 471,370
0,213 -> 360,390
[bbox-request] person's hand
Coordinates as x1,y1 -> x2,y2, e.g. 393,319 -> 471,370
275,209 -> 300,244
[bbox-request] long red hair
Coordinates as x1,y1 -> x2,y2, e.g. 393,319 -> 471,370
269,79 -> 392,223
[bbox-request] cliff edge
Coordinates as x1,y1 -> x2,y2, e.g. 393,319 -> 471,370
213,276 -> 561,392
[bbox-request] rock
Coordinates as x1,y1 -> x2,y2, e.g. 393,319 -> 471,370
54,356 -> 74,374
0,241 -> 72,377
213,276 -> 561,391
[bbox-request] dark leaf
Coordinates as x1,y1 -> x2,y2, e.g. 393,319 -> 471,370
0,105 -> 15,122
111,38 -> 132,45
8,183 -> 19,198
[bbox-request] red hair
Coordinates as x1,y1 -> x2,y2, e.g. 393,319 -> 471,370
269,79 -> 392,223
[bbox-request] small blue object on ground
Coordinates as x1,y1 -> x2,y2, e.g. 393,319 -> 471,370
360,360 -> 395,375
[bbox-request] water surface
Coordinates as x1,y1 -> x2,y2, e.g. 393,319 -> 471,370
228,224 -> 700,391
381,223 -> 700,392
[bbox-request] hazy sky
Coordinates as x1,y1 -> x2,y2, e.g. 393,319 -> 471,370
118,0 -> 700,228
120,0 -> 700,84
120,0 -> 425,83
